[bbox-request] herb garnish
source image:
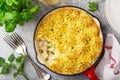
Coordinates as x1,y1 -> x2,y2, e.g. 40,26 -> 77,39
47,45 -> 51,49
88,2 -> 98,12
39,49 -> 43,53
0,53 -> 28,80
8,54 -> 15,62
46,50 -> 49,54
50,51 -> 54,55
0,0 -> 40,32
45,57 -> 48,62
14,54 -> 28,80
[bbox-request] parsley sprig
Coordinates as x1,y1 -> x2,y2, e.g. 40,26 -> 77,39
88,2 -> 98,12
0,0 -> 40,32
0,53 -> 28,80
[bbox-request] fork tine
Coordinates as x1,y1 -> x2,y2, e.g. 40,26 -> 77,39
9,35 -> 19,46
3,35 -> 17,50
13,32 -> 25,45
11,33 -> 22,46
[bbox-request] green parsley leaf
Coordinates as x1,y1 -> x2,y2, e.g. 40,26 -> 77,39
0,57 -> 11,69
0,9 -> 4,18
9,63 -> 15,69
0,0 -> 5,7
0,57 -> 5,67
5,22 -> 17,32
6,0 -> 13,6
0,67 -> 9,74
25,0 -> 31,8
16,54 -> 26,65
4,11 -> 21,22
29,5 -> 40,15
0,18 -> 5,26
19,20 -> 25,26
0,0 -> 40,32
12,0 -> 19,5
8,54 -> 15,62
0,53 -> 28,79
0,57 -> 5,63
88,2 -> 98,12
13,72 -> 19,78
14,63 -> 28,80
21,11 -> 32,21
2,63 -> 10,68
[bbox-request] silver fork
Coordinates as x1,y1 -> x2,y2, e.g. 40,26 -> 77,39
3,32 -> 50,80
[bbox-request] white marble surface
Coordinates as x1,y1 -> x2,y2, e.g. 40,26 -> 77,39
0,0 -> 120,80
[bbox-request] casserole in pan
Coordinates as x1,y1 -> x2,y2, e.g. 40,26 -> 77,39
34,6 -> 104,76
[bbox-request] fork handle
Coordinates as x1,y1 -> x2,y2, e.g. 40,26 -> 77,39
23,51 -> 50,80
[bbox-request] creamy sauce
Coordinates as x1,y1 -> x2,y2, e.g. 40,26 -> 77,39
36,39 -> 58,65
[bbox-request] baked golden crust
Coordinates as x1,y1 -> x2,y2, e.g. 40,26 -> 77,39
35,7 -> 102,74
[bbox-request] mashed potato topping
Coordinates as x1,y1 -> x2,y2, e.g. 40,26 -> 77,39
35,7 -> 102,74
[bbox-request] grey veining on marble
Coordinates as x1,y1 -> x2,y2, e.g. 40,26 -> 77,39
0,0 -> 119,80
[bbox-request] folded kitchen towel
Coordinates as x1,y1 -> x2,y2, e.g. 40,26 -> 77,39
95,34 -> 120,80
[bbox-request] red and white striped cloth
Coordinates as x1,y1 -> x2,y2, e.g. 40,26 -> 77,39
95,34 -> 120,80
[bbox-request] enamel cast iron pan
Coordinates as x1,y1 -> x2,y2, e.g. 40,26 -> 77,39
33,6 -> 105,80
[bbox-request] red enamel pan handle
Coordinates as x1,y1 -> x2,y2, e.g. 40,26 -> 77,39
84,66 -> 98,80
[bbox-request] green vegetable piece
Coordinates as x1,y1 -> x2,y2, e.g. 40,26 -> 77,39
0,0 -> 40,32
39,49 -> 43,53
26,0 -> 31,8
9,63 -> 15,68
29,5 -> 40,15
0,0 -> 5,7
0,67 -> 9,74
88,2 -> 98,12
50,51 -> 54,55
0,53 -> 28,80
45,40 -> 50,44
0,18 -> 5,26
17,64 -> 24,74
46,50 -> 49,54
47,45 -> 51,49
15,64 -> 29,80
2,3 -> 12,11
4,11 -> 20,22
0,9 -> 5,26
0,57 -> 5,67
6,0 -> 13,6
45,57 -> 48,62
0,63 -> 3,67
14,54 -> 28,80
8,54 -> 15,62
5,22 -> 17,32
20,5 -> 39,21
0,58 -> 10,68
21,11 -> 31,21
19,20 -> 25,26
13,72 -> 19,78
2,63 -> 10,68
0,57 -> 5,63
12,0 -> 19,5
0,62 -> 3,67
0,9 -> 4,18
16,54 -> 26,65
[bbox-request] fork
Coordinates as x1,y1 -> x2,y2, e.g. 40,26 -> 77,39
3,32 -> 50,80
